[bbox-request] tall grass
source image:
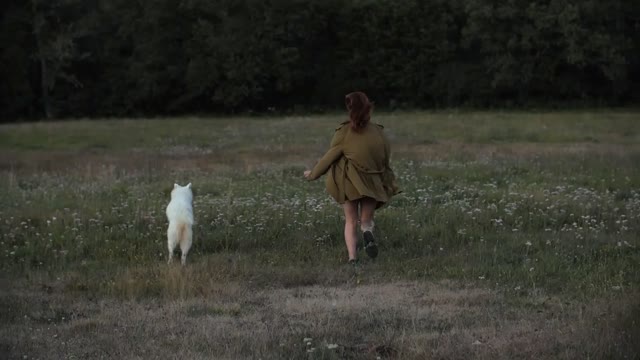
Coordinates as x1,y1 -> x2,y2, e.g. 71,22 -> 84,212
0,111 -> 638,298
1,111 -> 639,359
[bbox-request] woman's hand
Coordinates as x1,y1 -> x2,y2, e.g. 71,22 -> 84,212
303,170 -> 312,179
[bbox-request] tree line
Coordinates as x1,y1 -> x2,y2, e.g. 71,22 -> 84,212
1,0 -> 638,121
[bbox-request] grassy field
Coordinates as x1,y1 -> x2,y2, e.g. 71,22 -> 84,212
1,111 -> 639,359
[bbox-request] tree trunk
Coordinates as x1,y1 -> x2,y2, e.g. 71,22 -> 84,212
39,54 -> 52,119
31,0 -> 52,119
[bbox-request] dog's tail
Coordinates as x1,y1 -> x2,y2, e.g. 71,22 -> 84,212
168,221 -> 190,247
177,222 -> 187,245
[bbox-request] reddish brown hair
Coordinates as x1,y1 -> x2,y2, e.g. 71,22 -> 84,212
345,91 -> 373,132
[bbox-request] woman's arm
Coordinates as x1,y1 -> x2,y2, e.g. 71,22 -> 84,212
382,130 -> 401,195
306,129 -> 345,180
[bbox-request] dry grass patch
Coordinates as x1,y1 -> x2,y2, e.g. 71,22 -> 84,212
1,277 -> 637,359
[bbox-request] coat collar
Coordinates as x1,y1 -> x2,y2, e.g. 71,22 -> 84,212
335,121 -> 350,131
336,121 -> 384,130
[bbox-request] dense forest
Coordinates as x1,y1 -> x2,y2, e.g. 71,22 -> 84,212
1,0 -> 638,121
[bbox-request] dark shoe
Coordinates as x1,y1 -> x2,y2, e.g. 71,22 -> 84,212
363,231 -> 378,258
348,258 -> 359,266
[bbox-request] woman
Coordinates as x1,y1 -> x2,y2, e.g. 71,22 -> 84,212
304,91 -> 400,264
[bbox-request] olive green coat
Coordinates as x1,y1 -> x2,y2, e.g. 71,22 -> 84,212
308,121 -> 401,208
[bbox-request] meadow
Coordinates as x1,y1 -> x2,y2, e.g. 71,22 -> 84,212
0,111 -> 639,359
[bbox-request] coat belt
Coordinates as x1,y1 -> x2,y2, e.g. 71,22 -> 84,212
336,157 -> 385,201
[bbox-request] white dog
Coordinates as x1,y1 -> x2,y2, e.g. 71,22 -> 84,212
166,183 -> 194,265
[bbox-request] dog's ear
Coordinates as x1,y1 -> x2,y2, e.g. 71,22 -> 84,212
187,183 -> 192,189
174,183 -> 179,189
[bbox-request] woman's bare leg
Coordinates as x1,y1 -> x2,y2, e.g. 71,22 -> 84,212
342,200 -> 359,261
359,197 -> 378,258
359,197 -> 377,232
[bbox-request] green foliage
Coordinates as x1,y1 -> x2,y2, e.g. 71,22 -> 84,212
0,0 -> 638,120
0,0 -> 38,118
462,0 -> 636,104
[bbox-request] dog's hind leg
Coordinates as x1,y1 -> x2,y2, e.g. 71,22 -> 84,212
179,224 -> 193,266
167,222 -> 179,264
